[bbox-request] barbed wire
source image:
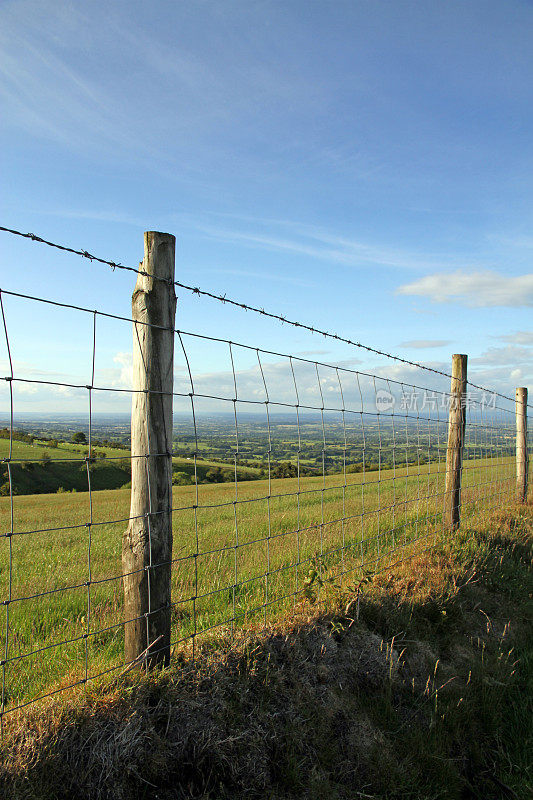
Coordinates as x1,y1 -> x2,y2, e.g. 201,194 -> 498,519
0,226 -> 137,274
1,225 -> 527,407
0,270 -> 527,731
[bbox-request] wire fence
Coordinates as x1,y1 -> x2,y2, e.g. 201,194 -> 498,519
0,228 -> 530,730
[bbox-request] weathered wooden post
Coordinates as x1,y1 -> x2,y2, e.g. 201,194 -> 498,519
516,387 -> 528,504
122,232 -> 176,668
444,354 -> 467,530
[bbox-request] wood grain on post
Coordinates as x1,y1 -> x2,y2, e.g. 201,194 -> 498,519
516,387 -> 528,504
444,354 -> 468,530
122,232 -> 176,668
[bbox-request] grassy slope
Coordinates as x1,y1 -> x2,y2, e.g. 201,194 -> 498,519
0,455 -> 517,710
0,439 -> 260,495
0,503 -> 531,799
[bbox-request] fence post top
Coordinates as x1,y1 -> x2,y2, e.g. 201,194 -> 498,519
137,232 -> 176,286
144,231 -> 175,240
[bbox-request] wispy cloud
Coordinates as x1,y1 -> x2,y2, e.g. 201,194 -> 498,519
472,344 -> 533,367
36,208 -> 147,227
0,4 -> 149,158
191,218 -> 473,272
496,331 -> 533,345
200,267 -> 314,289
28,202 -> 479,275
400,339 -> 452,349
0,0 -> 322,173
397,270 -> 533,307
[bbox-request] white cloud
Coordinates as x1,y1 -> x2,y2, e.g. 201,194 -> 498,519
464,365 -> 531,402
16,383 -> 38,395
3,346 -> 529,416
397,270 -> 533,307
112,352 -> 133,390
53,386 -> 76,397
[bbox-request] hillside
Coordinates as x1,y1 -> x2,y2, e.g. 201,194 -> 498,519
1,503 -> 531,799
0,455 -> 517,713
0,438 -> 261,496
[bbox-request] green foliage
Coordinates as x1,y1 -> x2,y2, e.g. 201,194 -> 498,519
172,471 -> 193,486
205,466 -> 225,483
302,558 -> 342,603
71,432 -> 87,444
271,461 -> 298,479
0,427 -> 34,444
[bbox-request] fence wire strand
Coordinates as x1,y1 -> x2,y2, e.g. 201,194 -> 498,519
1,225 -> 530,408
0,235 -> 530,729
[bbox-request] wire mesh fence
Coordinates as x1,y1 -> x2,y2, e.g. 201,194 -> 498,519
0,228 -> 530,730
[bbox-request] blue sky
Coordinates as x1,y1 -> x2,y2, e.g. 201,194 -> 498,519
0,0 -> 532,414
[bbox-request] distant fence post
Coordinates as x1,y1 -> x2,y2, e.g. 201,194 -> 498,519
516,387 -> 528,504
444,354 -> 468,530
122,232 -> 176,669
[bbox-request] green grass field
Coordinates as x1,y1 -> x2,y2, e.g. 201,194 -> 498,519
3,501 -> 531,800
0,453 -> 517,714
0,438 -> 261,496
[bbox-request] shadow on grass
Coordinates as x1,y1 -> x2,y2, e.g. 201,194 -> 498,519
1,506 -> 532,800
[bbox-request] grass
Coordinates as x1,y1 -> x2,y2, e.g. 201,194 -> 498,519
0,452 -> 518,714
0,438 -> 261,495
0,438 -> 132,495
0,502 -> 531,799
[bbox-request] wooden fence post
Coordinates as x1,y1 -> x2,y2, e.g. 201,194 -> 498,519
444,354 -> 468,530
122,232 -> 176,669
516,387 -> 528,504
